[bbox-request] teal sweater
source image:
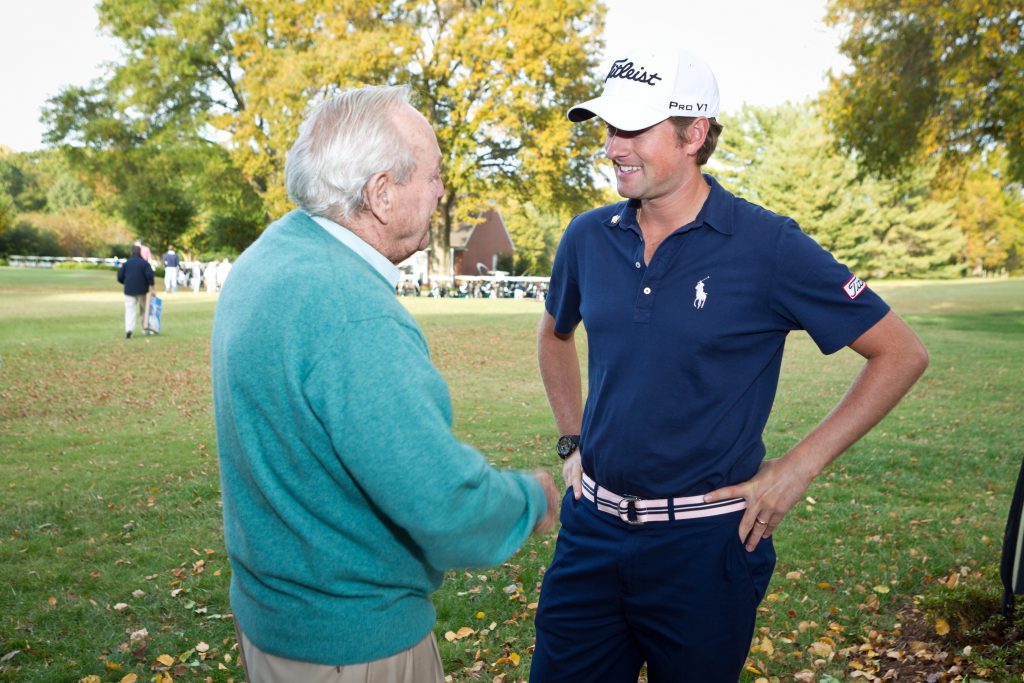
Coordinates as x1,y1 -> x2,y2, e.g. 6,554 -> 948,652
211,210 -> 547,665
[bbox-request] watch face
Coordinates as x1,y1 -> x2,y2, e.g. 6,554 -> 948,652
557,435 -> 578,458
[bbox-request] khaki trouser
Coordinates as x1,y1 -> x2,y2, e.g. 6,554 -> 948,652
234,621 -> 445,683
124,294 -> 146,334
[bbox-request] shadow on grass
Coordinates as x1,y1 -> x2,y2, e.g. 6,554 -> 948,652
909,311 -> 1024,336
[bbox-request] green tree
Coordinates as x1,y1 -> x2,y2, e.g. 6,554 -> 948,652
717,104 -> 964,278
717,105 -> 876,270
45,171 -> 93,212
0,191 -> 16,237
0,151 -> 47,212
41,0 -> 254,252
858,170 -> 964,278
824,1 -> 1024,183
0,219 -> 64,257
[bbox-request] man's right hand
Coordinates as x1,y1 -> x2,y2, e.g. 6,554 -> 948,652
562,451 -> 582,500
532,470 -> 561,535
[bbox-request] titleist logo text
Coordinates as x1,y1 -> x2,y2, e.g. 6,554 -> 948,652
607,59 -> 662,86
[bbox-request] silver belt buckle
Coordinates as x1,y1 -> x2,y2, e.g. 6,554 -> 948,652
617,495 -> 645,525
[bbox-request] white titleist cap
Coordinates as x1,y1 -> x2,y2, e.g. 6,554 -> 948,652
568,45 -> 720,131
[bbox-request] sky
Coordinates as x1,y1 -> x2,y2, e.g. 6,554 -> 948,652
0,0 -> 849,153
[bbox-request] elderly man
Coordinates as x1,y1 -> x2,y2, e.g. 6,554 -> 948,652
212,85 -> 559,683
116,244 -> 154,339
531,45 -> 929,681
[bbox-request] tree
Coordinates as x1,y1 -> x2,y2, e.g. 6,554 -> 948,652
46,172 -> 93,212
42,0 -> 255,251
717,104 -> 964,278
824,1 -> 1024,183
0,151 -> 47,212
717,105 -> 876,271
44,0 -> 607,272
0,191 -> 15,237
937,153 -> 1024,275
0,220 -> 63,257
225,0 -> 606,273
498,199 -> 562,275
858,169 -> 964,278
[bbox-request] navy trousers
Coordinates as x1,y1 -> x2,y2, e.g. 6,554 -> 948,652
530,490 -> 776,683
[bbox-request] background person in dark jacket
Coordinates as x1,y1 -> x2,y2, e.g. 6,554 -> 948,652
117,244 -> 154,339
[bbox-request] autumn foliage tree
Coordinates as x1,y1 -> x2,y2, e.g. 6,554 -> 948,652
44,0 -> 607,271
823,0 -> 1024,183
220,0 -> 607,273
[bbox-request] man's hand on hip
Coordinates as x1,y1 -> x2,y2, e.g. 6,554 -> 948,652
703,456 -> 814,552
532,470 -> 561,535
562,451 -> 583,500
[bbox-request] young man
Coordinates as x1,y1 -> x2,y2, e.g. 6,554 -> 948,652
531,45 -> 929,682
212,85 -> 560,683
162,245 -> 180,293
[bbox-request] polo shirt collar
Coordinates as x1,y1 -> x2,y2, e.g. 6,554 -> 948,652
308,213 -> 401,289
603,173 -> 735,236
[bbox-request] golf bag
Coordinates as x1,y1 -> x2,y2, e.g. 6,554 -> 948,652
144,294 -> 162,334
1002,455 -> 1024,618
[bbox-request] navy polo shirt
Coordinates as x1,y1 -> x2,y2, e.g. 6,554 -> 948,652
546,174 -> 890,499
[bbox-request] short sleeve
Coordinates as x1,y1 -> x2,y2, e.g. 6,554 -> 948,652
770,221 -> 890,354
545,218 -> 583,334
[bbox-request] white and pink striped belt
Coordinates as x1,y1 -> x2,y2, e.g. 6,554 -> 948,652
582,472 -> 747,526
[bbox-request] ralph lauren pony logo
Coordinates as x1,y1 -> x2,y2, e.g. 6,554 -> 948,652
606,59 -> 662,86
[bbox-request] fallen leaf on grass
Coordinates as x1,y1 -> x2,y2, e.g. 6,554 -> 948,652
872,585 -> 890,594
444,627 -> 476,642
809,638 -> 835,658
934,617 -> 950,635
120,674 -> 138,683
494,652 -> 521,667
78,677 -> 101,683
155,653 -> 175,666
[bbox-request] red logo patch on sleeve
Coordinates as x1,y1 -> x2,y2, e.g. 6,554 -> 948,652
843,274 -> 867,300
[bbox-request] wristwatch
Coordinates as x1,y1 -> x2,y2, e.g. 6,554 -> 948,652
556,434 -> 580,460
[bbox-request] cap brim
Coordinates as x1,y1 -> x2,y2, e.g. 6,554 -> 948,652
567,96 -> 669,132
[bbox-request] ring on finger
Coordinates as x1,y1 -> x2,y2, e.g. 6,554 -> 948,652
756,518 -> 768,526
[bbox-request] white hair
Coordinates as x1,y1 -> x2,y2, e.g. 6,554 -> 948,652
285,85 -> 417,222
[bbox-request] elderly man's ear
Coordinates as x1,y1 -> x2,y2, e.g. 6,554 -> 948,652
365,172 -> 393,224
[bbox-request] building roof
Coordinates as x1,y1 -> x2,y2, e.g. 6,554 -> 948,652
450,209 -> 513,251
